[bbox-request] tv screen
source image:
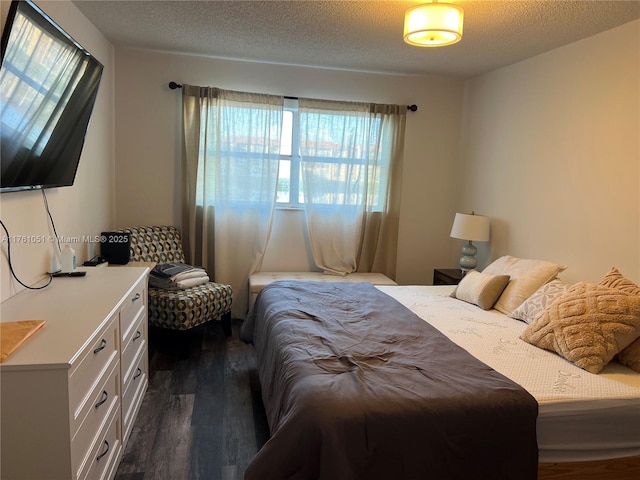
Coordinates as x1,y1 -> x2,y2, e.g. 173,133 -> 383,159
0,0 -> 103,193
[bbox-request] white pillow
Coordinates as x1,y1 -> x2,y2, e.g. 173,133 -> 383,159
510,279 -> 569,324
453,270 -> 510,310
482,255 -> 567,316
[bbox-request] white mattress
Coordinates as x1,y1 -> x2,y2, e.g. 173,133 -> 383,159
377,285 -> 640,463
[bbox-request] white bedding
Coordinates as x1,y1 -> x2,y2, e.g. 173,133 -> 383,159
377,285 -> 640,463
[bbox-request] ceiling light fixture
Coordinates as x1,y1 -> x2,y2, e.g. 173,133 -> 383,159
404,0 -> 464,47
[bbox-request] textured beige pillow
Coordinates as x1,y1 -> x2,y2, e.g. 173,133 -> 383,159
618,340 -> 640,372
510,279 -> 569,324
599,267 -> 640,295
520,282 -> 640,374
599,267 -> 640,372
482,255 -> 567,316
453,270 -> 510,310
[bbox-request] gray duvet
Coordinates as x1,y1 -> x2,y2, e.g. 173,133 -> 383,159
240,281 -> 538,480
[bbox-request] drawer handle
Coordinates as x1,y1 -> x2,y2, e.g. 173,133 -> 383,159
96,440 -> 109,461
133,331 -> 142,341
132,293 -> 141,302
93,339 -> 107,354
95,390 -> 108,409
133,368 -> 142,380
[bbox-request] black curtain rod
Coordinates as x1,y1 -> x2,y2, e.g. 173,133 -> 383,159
168,82 -> 418,112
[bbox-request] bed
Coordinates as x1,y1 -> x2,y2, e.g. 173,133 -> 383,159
241,270 -> 640,480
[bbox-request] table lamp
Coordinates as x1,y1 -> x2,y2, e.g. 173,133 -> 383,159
450,212 -> 490,271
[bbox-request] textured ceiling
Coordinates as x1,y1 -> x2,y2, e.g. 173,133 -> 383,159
71,0 -> 640,78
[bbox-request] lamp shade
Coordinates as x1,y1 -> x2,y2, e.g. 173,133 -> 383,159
450,213 -> 490,242
404,2 -> 464,47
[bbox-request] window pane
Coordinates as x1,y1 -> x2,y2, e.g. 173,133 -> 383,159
298,167 -> 304,203
277,159 -> 290,203
280,110 -> 293,156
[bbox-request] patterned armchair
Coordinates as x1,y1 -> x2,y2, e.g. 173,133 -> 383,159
122,226 -> 233,335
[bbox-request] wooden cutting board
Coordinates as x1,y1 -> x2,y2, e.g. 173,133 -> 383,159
0,320 -> 46,362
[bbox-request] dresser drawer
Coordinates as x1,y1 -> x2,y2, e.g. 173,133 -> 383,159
69,316 -> 119,421
78,401 -> 122,480
72,358 -> 120,474
120,280 -> 146,343
122,345 -> 148,441
121,309 -> 146,387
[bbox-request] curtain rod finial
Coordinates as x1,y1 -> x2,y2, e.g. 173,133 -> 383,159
407,104 -> 417,112
169,81 -> 182,90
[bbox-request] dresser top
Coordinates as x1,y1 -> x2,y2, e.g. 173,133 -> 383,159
1,267 -> 149,370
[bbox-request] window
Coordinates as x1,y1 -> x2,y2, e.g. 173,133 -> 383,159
277,99 -> 390,212
195,101 -> 282,207
194,96 -> 393,211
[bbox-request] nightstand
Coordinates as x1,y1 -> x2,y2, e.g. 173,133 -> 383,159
433,268 -> 465,286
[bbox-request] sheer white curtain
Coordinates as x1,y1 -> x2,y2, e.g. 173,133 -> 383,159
298,99 -> 406,278
181,86 -> 283,317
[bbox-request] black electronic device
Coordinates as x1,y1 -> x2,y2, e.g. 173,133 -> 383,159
51,271 -> 86,277
82,256 -> 106,267
1,0 -> 104,193
100,232 -> 131,265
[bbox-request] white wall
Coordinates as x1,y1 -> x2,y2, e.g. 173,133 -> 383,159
458,20 -> 640,284
0,0 -> 115,301
113,50 -> 466,284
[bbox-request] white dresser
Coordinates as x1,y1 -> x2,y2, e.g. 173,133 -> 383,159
0,266 -> 150,480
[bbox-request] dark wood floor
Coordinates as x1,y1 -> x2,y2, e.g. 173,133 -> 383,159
115,320 -> 270,480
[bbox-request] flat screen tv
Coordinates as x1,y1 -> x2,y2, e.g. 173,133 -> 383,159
0,0 -> 103,193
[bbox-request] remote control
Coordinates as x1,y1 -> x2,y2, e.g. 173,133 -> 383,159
52,271 -> 87,277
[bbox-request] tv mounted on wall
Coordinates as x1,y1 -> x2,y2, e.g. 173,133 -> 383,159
0,0 -> 103,193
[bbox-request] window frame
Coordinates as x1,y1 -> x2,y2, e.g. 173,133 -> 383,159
276,99 -> 303,208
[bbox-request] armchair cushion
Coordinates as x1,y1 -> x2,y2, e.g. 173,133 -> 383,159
149,283 -> 233,330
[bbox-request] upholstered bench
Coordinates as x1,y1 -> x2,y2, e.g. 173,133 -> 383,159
123,226 -> 233,335
249,271 -> 397,309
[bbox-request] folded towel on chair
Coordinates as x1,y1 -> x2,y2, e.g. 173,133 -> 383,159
176,275 -> 210,289
171,269 -> 207,282
150,263 -> 210,289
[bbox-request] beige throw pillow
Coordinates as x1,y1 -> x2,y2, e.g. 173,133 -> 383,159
453,270 -> 510,310
599,267 -> 640,372
520,282 -> 640,374
482,255 -> 567,316
618,340 -> 640,373
599,267 -> 640,295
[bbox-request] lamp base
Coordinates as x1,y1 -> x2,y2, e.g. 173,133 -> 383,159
459,241 -> 477,272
